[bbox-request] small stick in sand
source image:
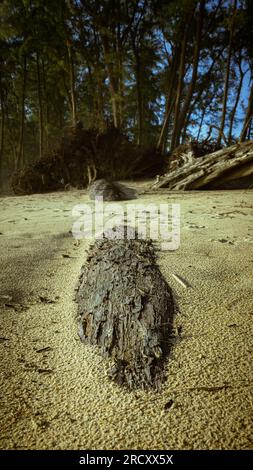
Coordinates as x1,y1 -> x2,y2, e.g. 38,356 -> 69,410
172,273 -> 192,289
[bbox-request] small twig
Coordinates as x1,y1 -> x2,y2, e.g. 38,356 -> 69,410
35,346 -> 53,353
172,273 -> 192,289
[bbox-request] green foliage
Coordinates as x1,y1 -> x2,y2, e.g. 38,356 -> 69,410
0,0 -> 252,186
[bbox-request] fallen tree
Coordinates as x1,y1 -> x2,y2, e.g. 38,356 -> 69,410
152,140 -> 253,190
12,125 -> 164,195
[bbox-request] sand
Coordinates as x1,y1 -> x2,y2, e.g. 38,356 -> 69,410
0,184 -> 252,450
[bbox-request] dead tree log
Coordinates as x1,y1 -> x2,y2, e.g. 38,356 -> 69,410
76,229 -> 175,390
153,141 -> 253,190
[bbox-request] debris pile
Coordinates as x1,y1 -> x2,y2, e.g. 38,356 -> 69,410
12,125 -> 164,195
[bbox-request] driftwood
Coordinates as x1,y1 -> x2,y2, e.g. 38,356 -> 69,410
166,141 -> 222,172
88,179 -> 137,201
76,228 -> 174,390
153,140 -> 253,190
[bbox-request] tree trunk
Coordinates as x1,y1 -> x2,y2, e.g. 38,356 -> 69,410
247,118 -> 252,140
42,59 -> 49,151
132,36 -> 143,145
240,81 -> 253,142
217,0 -> 237,146
16,55 -> 27,170
36,52 -> 44,159
197,107 -> 206,141
228,57 -> 245,144
67,42 -> 77,126
101,34 -> 121,128
96,75 -> 106,131
156,51 -> 179,152
170,38 -> 187,151
116,24 -> 124,127
135,53 -> 143,146
177,0 -> 205,139
186,44 -> 226,122
170,7 -> 195,151
0,85 -> 5,187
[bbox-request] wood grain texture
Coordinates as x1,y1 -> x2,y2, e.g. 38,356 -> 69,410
76,229 -> 175,390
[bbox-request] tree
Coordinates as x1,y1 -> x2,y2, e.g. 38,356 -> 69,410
217,0 -> 237,146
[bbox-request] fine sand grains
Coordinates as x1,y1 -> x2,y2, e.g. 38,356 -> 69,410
0,186 -> 252,449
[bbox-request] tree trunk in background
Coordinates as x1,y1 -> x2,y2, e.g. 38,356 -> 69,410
177,0 -> 205,139
247,118 -> 252,139
101,34 -> 121,128
135,53 -> 143,146
67,42 -> 77,126
36,53 -> 44,159
217,0 -> 237,146
96,76 -> 106,131
240,81 -> 253,142
16,55 -> 27,170
116,25 -> 124,127
0,86 -> 5,186
42,59 -> 49,151
228,57 -> 245,144
170,7 -> 195,151
132,37 -> 143,145
170,40 -> 187,151
197,107 -> 206,141
156,52 -> 179,152
186,45 -> 226,123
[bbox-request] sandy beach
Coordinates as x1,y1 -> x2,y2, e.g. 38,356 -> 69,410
0,184 -> 252,450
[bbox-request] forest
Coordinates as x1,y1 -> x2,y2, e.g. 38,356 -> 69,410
0,0 -> 253,189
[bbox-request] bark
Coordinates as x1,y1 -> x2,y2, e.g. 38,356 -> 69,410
76,233 -> 174,390
217,0 -> 237,146
16,55 -> 27,170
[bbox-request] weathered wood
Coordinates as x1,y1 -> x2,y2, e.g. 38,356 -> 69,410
76,229 -> 175,390
153,141 -> 253,190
